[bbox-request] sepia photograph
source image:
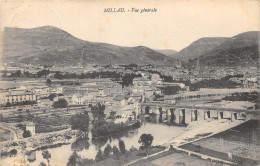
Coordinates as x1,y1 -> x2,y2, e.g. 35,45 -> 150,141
0,0 -> 259,165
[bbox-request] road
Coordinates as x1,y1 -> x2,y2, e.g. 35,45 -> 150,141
0,123 -> 18,140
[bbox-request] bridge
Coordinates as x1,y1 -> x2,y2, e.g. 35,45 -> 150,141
138,102 -> 250,125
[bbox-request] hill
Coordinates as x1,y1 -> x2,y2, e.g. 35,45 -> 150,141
194,31 -> 259,67
155,49 -> 177,57
2,26 -> 176,66
174,37 -> 228,62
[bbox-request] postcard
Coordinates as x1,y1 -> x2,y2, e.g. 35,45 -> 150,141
0,0 -> 259,165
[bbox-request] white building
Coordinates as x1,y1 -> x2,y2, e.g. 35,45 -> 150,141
26,122 -> 35,136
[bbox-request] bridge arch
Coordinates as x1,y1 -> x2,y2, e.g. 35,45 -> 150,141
179,109 -> 186,124
204,110 -> 210,120
145,106 -> 151,114
191,110 -> 198,122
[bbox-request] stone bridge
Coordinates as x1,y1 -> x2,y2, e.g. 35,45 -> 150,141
139,102 -> 248,125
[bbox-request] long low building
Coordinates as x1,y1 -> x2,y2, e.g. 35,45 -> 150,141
0,89 -> 38,105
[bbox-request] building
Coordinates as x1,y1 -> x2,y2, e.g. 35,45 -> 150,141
26,122 -> 35,136
1,89 -> 38,105
164,95 -> 176,104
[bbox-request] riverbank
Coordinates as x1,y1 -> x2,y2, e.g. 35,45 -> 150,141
164,118 -> 247,147
124,118 -> 252,166
92,146 -> 166,166
0,129 -> 81,163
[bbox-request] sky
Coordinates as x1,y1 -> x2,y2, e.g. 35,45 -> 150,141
0,0 -> 259,51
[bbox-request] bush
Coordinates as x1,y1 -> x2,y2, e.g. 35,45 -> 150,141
23,130 -> 31,138
53,99 -> 68,108
48,94 -> 57,101
9,149 -> 17,156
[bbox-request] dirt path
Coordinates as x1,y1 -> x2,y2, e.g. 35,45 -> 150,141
0,123 -> 18,140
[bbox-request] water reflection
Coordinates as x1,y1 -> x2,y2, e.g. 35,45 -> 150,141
71,134 -> 90,151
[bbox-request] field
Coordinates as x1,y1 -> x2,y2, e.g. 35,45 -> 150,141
0,127 -> 11,142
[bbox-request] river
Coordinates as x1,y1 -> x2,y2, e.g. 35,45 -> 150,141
1,114 -> 186,166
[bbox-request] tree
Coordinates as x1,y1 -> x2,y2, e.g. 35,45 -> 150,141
46,78 -> 52,85
138,134 -> 153,156
104,144 -> 112,157
53,98 -> 68,108
39,162 -> 47,166
67,151 -> 81,166
112,145 -> 120,159
89,103 -> 105,120
48,94 -> 57,101
23,130 -> 31,138
71,134 -> 90,151
11,70 -> 22,77
42,150 -> 51,165
119,140 -> 126,154
70,111 -> 90,132
160,86 -> 181,95
37,69 -> 50,78
95,148 -> 103,162
9,149 -> 17,156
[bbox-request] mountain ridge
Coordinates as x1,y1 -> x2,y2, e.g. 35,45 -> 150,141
193,31 -> 259,67
3,26 -> 177,66
174,37 -> 228,62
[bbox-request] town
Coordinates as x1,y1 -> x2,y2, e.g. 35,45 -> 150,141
0,61 -> 259,165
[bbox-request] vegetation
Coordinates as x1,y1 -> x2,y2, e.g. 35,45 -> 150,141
10,70 -> 22,77
91,120 -> 141,137
70,111 -> 90,132
42,150 -> 51,165
66,151 -> 94,166
48,94 -> 56,101
71,134 -> 90,151
119,140 -> 126,154
89,103 -> 105,120
138,134 -> 154,156
120,73 -> 142,87
67,151 -> 81,166
37,69 -> 50,78
34,115 -> 70,133
222,91 -> 259,103
39,162 -> 47,166
53,71 -> 141,87
9,149 -> 17,157
222,91 -> 259,109
23,130 -> 31,138
159,86 -> 181,95
104,144 -> 112,157
53,98 -> 68,108
189,79 -> 241,91
95,149 -> 104,162
46,78 -> 52,85
112,145 -> 121,159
